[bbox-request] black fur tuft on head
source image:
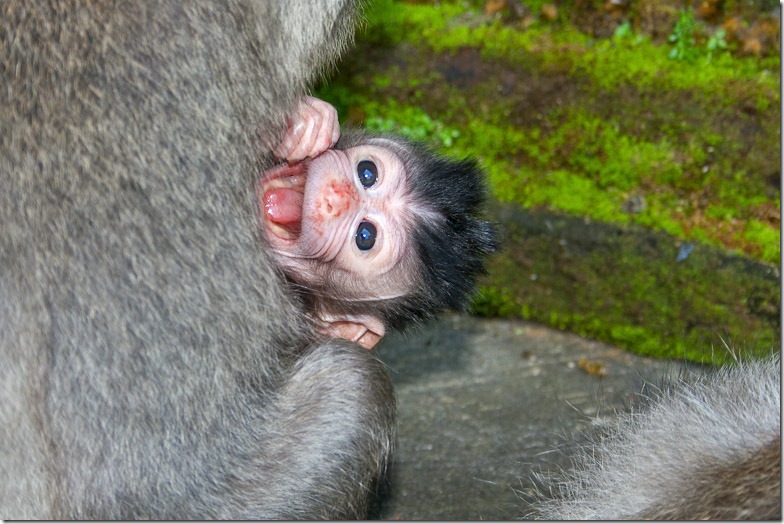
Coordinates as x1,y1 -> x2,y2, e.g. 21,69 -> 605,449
336,129 -> 500,330
398,141 -> 499,328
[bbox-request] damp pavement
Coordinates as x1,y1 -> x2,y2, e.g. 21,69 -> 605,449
371,315 -> 694,520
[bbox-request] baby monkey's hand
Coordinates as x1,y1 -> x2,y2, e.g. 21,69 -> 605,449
316,318 -> 384,351
275,96 -> 340,163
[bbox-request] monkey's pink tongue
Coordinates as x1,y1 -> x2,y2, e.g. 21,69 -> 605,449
263,188 -> 303,225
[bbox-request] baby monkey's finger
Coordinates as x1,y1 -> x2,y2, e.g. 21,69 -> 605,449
285,105 -> 321,162
303,96 -> 340,151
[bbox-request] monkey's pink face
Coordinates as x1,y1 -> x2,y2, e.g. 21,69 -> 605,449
258,145 -> 414,299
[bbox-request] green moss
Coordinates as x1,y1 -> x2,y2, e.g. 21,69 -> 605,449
372,73 -> 392,89
361,2 -> 778,107
525,169 -> 626,221
529,110 -> 682,191
744,220 -> 781,263
473,206 -> 779,365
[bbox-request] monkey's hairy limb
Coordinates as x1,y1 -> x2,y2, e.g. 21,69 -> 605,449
214,341 -> 395,520
531,355 -> 781,520
1,1 -> 395,519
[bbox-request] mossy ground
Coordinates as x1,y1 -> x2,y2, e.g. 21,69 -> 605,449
317,0 -> 780,364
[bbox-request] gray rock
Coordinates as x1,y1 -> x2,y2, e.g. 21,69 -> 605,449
374,315 -> 692,520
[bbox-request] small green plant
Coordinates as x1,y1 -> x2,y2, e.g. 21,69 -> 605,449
706,28 -> 728,63
613,20 -> 633,40
613,20 -> 645,46
668,9 -> 699,62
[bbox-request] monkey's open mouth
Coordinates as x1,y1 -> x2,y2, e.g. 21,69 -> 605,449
258,161 -> 309,241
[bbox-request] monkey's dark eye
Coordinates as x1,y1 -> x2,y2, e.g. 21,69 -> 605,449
357,160 -> 378,188
355,221 -> 377,251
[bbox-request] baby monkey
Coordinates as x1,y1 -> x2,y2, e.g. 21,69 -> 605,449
258,97 -> 498,349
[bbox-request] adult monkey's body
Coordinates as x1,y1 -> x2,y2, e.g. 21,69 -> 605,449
0,1 -> 394,519
533,356 -> 781,520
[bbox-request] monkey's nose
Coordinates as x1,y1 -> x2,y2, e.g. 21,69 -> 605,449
320,179 -> 356,219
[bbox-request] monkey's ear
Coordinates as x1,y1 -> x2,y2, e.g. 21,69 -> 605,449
317,314 -> 386,350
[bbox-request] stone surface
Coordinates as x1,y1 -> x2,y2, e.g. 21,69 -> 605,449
372,315 -> 693,520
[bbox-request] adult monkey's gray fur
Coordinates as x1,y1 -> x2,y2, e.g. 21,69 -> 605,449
532,356 -> 781,520
0,1 -> 395,519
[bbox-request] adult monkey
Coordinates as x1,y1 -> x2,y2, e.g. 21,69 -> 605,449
0,1 -> 395,519
532,356 -> 781,520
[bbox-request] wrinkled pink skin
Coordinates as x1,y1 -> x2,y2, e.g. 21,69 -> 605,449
274,96 -> 340,164
257,97 -> 413,349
